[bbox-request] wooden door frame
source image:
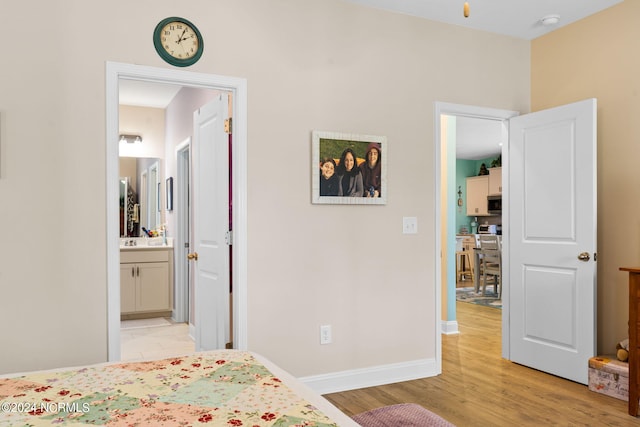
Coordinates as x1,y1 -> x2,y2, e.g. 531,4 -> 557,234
105,62 -> 248,361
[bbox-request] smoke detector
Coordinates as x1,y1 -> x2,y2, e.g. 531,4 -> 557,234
541,14 -> 560,26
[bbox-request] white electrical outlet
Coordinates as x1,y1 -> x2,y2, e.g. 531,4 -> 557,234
320,325 -> 332,345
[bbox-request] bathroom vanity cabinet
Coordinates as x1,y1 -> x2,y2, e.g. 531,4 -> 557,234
120,248 -> 173,318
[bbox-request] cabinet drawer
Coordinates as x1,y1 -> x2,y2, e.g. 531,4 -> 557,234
463,236 -> 477,251
120,250 -> 169,264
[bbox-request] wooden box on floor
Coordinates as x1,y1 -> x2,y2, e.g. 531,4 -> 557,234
588,356 -> 629,401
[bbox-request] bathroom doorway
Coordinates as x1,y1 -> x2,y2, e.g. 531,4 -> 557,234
106,62 -> 248,361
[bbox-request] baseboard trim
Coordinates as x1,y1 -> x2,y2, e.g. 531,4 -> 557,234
188,323 -> 195,342
299,358 -> 438,395
441,320 -> 459,335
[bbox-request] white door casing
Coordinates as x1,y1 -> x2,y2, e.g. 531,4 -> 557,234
106,61 -> 248,361
174,139 -> 191,324
433,102 -> 517,373
193,94 -> 231,351
508,99 -> 597,384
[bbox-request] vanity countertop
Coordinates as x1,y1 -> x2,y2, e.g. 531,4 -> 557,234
120,245 -> 172,251
120,237 -> 173,250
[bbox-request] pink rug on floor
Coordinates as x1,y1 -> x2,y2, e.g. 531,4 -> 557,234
352,403 -> 456,427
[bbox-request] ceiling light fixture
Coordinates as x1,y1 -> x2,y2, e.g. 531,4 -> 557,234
119,134 -> 143,144
463,1 -> 470,18
541,14 -> 560,26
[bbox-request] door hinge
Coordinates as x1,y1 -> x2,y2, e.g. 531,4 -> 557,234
224,118 -> 233,134
225,230 -> 233,246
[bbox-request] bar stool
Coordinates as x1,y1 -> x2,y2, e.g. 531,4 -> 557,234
456,250 -> 474,282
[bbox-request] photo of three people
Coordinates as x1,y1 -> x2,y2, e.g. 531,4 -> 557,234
312,131 -> 386,205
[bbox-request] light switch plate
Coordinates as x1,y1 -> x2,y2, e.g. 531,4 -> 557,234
403,216 -> 418,234
320,325 -> 332,345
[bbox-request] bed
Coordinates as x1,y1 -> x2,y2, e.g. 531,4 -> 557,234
0,350 -> 359,426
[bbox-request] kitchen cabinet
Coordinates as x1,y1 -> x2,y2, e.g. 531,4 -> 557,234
466,175 -> 489,216
489,167 -> 502,195
120,249 -> 173,317
462,235 -> 477,252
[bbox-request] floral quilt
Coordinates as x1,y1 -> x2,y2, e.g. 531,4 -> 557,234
0,351 -> 342,426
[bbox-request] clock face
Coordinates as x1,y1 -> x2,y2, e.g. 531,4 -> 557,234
154,17 -> 203,67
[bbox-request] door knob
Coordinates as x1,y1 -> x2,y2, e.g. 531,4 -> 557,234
187,252 -> 199,261
577,252 -> 590,262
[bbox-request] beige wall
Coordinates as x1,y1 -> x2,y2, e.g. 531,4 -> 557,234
531,0 -> 639,355
0,0 -> 529,375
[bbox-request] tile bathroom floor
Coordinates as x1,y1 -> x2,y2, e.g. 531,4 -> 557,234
120,318 -> 195,361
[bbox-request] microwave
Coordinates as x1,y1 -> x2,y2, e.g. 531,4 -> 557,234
478,224 -> 497,234
487,195 -> 502,215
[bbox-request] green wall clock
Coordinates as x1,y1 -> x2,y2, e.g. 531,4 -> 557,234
153,17 -> 203,67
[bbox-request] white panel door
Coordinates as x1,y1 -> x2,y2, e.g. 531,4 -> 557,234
509,99 -> 597,384
193,94 -> 230,351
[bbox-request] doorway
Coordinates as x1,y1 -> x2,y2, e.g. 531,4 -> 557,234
434,102 -> 518,372
451,117 -> 503,303
106,62 -> 248,361
435,100 -> 598,383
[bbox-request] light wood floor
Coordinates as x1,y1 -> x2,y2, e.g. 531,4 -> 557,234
120,318 -> 194,361
324,302 -> 638,426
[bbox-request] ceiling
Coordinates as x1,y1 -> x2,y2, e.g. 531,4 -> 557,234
455,116 -> 503,160
119,79 -> 182,109
119,0 -> 622,159
344,0 -> 622,40
346,0 -> 622,159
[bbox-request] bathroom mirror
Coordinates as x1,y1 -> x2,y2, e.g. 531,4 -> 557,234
119,157 -> 162,237
119,177 -> 135,237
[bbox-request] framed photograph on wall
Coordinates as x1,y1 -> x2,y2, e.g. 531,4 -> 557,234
312,130 -> 387,205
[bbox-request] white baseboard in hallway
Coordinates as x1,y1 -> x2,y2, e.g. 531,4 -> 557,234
441,320 -> 459,335
121,317 -> 172,329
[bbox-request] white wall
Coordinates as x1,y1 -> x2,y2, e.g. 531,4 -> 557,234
0,0 -> 529,377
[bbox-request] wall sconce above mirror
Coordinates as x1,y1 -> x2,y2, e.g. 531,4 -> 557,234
119,134 -> 143,144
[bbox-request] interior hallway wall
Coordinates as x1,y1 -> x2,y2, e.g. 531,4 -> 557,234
0,0 -> 529,376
